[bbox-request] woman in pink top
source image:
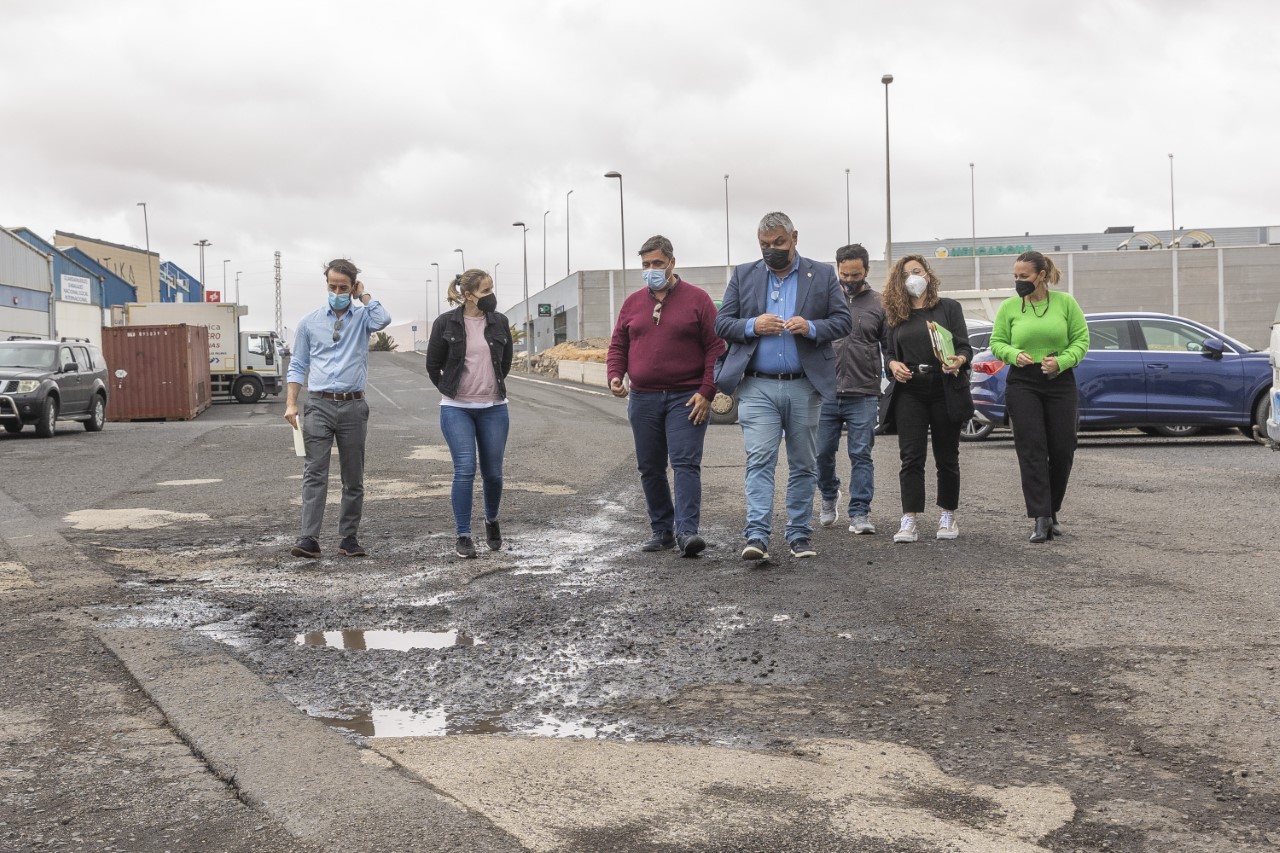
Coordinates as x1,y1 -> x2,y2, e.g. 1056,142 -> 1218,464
426,270 -> 513,558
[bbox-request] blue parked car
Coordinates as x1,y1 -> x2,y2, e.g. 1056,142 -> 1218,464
965,312 -> 1273,441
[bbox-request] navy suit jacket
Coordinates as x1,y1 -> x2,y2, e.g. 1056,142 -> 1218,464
714,255 -> 852,401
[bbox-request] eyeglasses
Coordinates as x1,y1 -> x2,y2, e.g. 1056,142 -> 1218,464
332,318 -> 344,342
652,301 -> 664,326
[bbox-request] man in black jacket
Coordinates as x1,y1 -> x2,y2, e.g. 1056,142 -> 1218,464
816,244 -> 887,534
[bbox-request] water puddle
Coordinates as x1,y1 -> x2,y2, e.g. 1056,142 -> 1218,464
312,707 -> 622,740
295,629 -> 483,650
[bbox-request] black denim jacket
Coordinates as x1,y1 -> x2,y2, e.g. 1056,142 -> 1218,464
426,306 -> 513,400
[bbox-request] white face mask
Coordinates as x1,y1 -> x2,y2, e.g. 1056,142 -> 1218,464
905,274 -> 928,298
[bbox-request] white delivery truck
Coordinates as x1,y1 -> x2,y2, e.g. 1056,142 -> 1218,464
120,302 -> 284,404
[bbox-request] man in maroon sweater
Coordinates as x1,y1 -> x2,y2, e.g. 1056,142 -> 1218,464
608,235 -> 725,557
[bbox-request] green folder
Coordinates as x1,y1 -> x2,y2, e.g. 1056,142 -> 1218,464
928,321 -> 955,362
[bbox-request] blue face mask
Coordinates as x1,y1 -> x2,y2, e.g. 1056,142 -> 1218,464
642,268 -> 669,290
328,292 -> 352,310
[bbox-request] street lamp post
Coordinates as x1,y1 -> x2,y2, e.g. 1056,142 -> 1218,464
882,73 -> 894,263
223,259 -> 231,304
565,189 -> 574,275
423,278 -> 431,349
724,174 -> 730,267
194,240 -> 210,301
969,162 -> 979,288
604,171 -> 625,320
512,222 -> 532,373
235,271 -> 241,305
431,262 -> 441,319
1168,152 -> 1176,243
493,262 -> 500,288
845,168 -> 851,244
136,202 -> 153,299
454,248 -> 465,272
542,209 -> 550,290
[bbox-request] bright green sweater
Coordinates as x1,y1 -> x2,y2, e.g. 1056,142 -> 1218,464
989,292 -> 1090,370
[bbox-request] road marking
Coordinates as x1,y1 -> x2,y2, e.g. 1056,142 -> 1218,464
157,479 -> 223,486
365,381 -> 402,409
507,374 -> 611,397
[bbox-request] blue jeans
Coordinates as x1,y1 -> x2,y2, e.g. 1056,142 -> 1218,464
737,376 -> 823,543
440,404 -> 509,536
628,389 -> 708,536
816,395 -> 878,517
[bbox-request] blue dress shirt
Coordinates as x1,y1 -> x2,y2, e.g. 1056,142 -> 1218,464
746,256 -> 816,374
287,299 -> 392,392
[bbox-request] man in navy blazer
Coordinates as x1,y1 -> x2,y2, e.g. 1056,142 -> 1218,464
715,211 -> 852,561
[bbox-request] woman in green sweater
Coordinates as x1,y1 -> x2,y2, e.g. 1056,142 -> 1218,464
989,252 -> 1090,543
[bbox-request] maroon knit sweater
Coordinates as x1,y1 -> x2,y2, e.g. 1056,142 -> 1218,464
606,279 -> 725,399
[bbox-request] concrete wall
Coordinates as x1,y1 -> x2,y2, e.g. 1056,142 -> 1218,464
54,300 -> 105,348
555,360 -> 608,388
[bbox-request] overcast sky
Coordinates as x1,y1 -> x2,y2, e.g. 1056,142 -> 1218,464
4,0 -> 1277,335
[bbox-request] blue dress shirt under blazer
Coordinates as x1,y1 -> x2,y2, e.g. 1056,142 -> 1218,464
714,255 -> 852,401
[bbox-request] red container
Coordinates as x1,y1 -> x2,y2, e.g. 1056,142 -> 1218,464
102,325 -> 212,421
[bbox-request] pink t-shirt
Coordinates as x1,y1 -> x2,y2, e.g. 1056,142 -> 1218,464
449,315 -> 502,405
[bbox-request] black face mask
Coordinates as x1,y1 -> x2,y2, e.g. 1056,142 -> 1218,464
1015,280 -> 1037,298
842,279 -> 866,297
476,294 -> 497,313
763,247 -> 792,271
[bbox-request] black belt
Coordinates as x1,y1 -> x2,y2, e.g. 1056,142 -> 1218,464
911,364 -> 939,374
746,370 -> 804,381
312,390 -> 364,400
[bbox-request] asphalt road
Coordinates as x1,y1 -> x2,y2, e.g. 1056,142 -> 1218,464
2,350 -> 1277,852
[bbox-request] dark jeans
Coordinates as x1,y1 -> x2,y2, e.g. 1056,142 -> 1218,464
1005,366 -> 1078,517
300,395 -> 369,540
628,389 -> 708,536
895,373 -> 961,513
440,404 -> 509,536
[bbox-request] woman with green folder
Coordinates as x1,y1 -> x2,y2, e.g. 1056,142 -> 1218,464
989,252 -> 1090,543
882,255 -> 974,543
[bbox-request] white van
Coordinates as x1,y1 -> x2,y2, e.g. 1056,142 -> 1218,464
1266,301 -> 1280,447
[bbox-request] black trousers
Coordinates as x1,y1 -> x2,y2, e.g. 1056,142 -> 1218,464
896,373 -> 961,513
1005,365 -> 1078,518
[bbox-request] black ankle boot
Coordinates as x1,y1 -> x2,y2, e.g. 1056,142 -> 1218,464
1030,516 -> 1053,543
1050,514 -> 1063,537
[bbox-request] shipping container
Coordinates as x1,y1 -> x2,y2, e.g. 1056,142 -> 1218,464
102,324 -> 211,421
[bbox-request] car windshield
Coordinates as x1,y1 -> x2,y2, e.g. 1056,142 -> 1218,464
0,345 -> 56,370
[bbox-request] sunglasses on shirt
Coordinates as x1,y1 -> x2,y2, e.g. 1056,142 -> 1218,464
332,318 -> 344,342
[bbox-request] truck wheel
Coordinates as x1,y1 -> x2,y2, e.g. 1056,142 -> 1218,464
35,397 -> 58,438
233,376 -> 264,404
84,394 -> 106,432
709,392 -> 738,425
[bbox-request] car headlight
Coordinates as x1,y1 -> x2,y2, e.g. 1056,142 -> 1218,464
16,380 -> 40,393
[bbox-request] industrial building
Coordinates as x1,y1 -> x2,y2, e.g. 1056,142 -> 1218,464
501,224 -> 1280,352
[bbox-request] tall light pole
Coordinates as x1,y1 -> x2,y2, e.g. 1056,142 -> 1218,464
542,209 -> 550,290
136,202 -> 153,299
969,162 -> 979,288
431,262 -> 441,318
493,262 -> 500,288
1168,152 -> 1176,242
565,189 -> 574,275
604,170 -> 625,295
423,278 -> 431,348
194,240 -> 210,300
512,222 -> 532,373
882,74 -> 894,263
453,248 -> 465,272
223,259 -> 231,304
845,168 -> 851,244
235,271 -> 241,305
723,174 -> 730,267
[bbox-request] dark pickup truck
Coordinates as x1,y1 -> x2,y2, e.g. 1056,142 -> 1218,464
0,337 -> 109,437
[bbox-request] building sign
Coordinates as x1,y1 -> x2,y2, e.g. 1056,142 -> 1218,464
206,291 -> 222,303
60,274 -> 92,304
538,303 -> 552,317
936,244 -> 1034,258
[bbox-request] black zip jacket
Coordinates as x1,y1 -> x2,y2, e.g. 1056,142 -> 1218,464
426,306 -> 513,400
833,285 -> 889,396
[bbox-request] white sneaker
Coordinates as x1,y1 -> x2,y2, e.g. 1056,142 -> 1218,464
849,514 -> 876,534
893,515 -> 918,543
936,511 -> 959,540
819,489 -> 840,527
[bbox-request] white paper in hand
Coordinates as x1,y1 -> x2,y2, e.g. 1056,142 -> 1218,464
292,423 -> 306,457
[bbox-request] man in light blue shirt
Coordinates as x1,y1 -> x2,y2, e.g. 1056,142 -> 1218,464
284,258 -> 391,559
714,212 -> 852,561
